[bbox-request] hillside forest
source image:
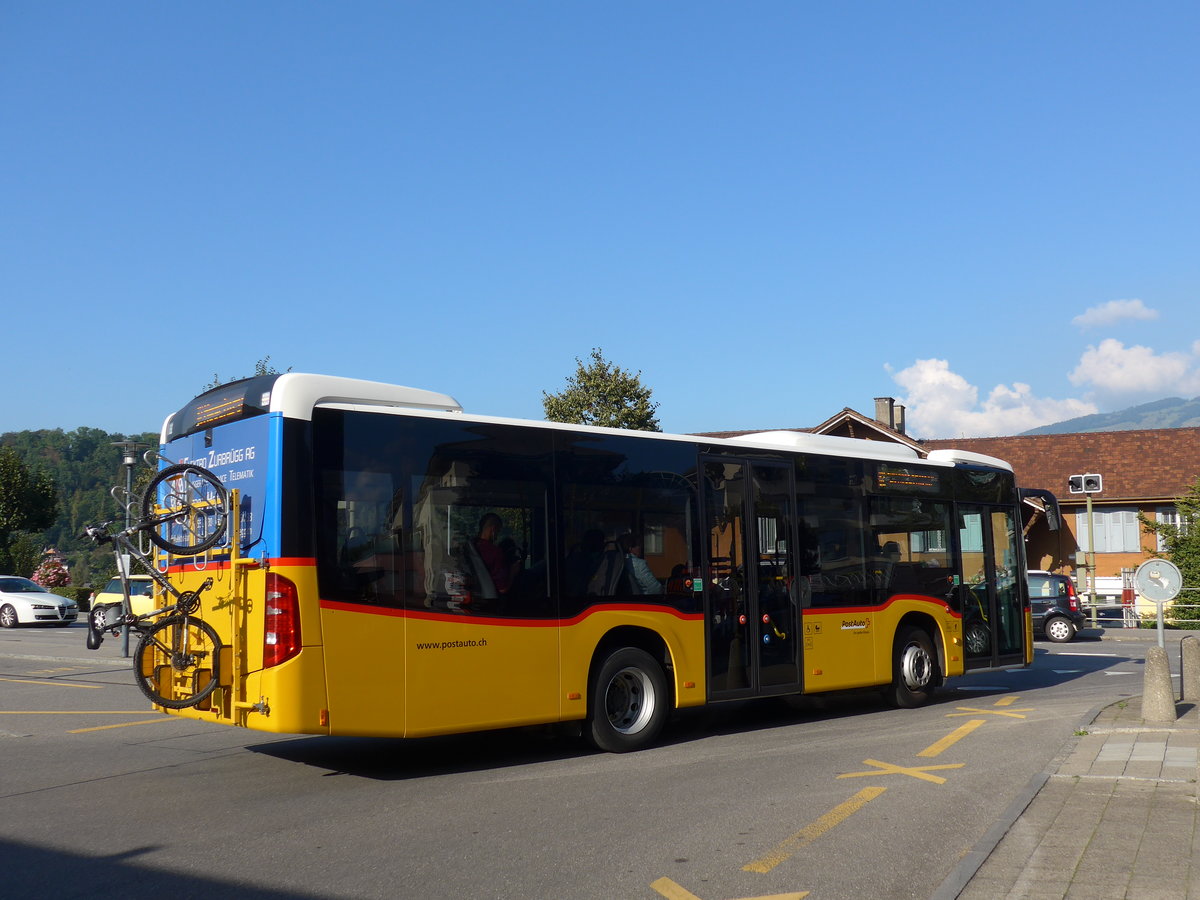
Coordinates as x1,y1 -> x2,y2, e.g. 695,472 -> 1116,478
1,428 -> 160,588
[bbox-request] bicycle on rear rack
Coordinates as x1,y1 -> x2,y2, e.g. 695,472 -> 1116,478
84,462 -> 229,709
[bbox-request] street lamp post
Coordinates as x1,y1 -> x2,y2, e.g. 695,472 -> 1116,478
111,441 -> 148,657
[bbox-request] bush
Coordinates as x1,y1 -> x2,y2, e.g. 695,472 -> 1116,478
32,557 -> 71,588
48,585 -> 93,610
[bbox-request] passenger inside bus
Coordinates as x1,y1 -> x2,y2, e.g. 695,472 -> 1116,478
619,533 -> 663,595
473,512 -> 519,594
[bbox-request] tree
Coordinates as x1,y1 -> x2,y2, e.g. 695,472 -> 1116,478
7,533 -> 44,580
542,348 -> 661,432
0,428 -> 157,583
204,356 -> 290,392
1139,476 -> 1200,627
0,446 -> 59,573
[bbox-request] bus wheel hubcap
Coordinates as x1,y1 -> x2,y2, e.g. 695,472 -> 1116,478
606,667 -> 654,734
901,644 -> 931,689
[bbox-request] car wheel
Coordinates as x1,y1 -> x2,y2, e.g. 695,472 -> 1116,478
0,604 -> 19,628
1044,615 -> 1075,643
964,621 -> 990,655
90,605 -> 114,632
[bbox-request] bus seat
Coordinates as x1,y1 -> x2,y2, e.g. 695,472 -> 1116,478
587,548 -> 627,596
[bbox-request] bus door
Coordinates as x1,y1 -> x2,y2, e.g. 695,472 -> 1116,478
958,505 -> 1024,669
702,457 -> 801,697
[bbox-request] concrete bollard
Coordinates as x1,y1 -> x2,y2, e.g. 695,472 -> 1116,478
1181,635 -> 1200,702
1142,645 -> 1177,724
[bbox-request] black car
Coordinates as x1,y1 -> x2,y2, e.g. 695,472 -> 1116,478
1027,571 -> 1086,642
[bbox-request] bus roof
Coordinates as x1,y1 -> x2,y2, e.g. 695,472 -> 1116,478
162,372 -> 1012,472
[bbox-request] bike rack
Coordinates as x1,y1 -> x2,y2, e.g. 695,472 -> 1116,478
156,487 -> 261,720
225,489 -> 269,723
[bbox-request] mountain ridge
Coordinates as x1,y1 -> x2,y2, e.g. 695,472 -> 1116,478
1020,396 -> 1200,435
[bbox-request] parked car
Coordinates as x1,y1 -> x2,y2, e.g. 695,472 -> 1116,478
88,574 -> 154,630
0,576 -> 79,628
1027,571 -> 1086,642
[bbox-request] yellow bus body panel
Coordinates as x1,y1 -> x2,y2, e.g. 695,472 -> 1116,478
556,607 -> 707,711
801,596 -> 962,693
159,562 -> 706,738
155,562 -> 333,734
156,562 -> 995,736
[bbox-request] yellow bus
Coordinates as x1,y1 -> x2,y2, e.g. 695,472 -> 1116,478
147,373 -> 1051,751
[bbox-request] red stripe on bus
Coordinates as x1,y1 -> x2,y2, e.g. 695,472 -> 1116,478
163,556 -> 317,573
800,594 -> 954,617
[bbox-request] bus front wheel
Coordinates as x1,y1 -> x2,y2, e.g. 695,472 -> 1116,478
888,626 -> 937,708
586,647 -> 668,753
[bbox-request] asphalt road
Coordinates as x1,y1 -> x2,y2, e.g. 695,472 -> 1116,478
0,622 -> 1176,900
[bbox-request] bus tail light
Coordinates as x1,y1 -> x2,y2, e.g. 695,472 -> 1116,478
264,573 -> 301,668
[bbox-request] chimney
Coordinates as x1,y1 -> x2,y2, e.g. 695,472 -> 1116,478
894,404 -> 906,435
874,397 -> 895,428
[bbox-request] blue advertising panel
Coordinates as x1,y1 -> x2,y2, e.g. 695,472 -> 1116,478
163,413 -> 278,559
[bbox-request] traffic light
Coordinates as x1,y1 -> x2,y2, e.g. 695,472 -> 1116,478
1068,473 -> 1103,494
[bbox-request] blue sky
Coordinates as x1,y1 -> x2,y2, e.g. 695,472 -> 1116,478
3,2 -> 1198,439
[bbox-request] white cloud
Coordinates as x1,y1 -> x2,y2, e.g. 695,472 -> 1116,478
1069,338 -> 1200,396
891,358 -> 1098,438
890,322 -> 1200,437
1072,299 -> 1158,329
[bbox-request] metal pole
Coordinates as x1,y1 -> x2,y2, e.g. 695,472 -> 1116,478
1157,599 -> 1166,649
1086,492 -> 1097,627
121,456 -> 132,658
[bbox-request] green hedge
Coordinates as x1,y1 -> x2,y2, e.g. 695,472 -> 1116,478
47,585 -> 94,610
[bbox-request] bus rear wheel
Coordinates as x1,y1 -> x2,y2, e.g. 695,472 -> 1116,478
586,647 -> 668,753
888,626 -> 937,709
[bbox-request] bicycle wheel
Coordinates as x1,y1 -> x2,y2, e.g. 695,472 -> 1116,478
142,463 -> 228,555
133,615 -> 221,709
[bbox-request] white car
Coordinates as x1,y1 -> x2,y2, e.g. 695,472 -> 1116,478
0,576 -> 79,628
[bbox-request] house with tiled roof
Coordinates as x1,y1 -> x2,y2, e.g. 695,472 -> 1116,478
921,427 -> 1200,600
699,398 -> 1200,607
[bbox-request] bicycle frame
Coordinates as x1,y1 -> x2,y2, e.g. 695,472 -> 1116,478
92,523 -> 212,634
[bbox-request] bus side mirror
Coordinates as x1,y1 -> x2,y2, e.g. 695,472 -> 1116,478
1019,488 -> 1061,532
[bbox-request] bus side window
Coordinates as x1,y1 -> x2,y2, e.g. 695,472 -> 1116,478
798,496 -> 871,608
557,434 -> 698,611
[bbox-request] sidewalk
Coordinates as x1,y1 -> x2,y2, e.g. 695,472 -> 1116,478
947,635 -> 1200,900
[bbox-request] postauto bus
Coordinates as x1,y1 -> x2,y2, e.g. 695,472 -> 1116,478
147,373 -> 1050,752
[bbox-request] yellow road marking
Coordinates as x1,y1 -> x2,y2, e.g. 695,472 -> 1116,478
0,710 -> 151,715
69,718 -> 170,733
661,691 -> 1022,893
0,677 -> 101,689
918,719 -> 986,757
742,787 -> 886,874
651,880 -> 808,900
945,705 -> 1031,719
651,879 -> 702,900
837,759 -> 963,784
